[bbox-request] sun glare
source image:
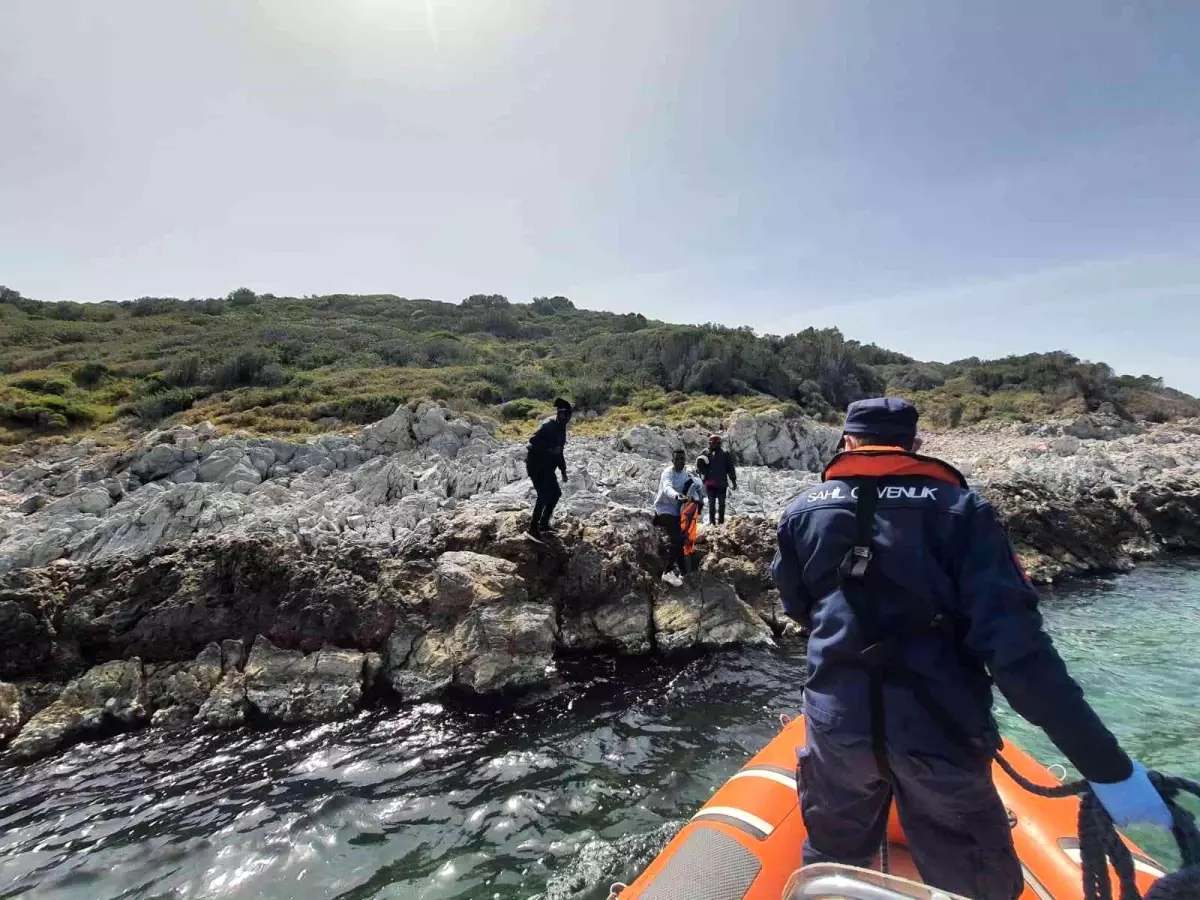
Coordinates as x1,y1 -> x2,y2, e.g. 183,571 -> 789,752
252,0 -> 517,82
424,0 -> 440,54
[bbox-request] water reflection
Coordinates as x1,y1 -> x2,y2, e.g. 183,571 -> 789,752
3,562 -> 1199,898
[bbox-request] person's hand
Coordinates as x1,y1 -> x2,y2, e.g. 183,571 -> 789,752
1088,762 -> 1173,830
560,471 -> 569,483
731,483 -> 737,492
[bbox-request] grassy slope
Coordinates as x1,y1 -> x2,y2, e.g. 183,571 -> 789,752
1,287 -> 1196,446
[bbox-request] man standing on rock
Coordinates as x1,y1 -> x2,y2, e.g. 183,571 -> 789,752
526,398 -> 572,537
654,448 -> 695,587
772,397 -> 1171,900
702,433 -> 737,525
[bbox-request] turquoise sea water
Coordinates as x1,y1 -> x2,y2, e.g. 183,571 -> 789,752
2,560 -> 1198,899
995,560 -> 1200,863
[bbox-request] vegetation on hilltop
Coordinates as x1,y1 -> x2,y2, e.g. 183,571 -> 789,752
1,285 -> 1196,444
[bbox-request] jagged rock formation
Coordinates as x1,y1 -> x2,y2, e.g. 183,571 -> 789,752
923,414 -> 1200,581
1,405 -> 1198,761
7,658 -> 146,761
0,507 -> 782,761
0,402 -> 840,574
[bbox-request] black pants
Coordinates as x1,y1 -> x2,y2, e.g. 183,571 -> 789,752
653,512 -> 686,574
530,469 -> 561,530
707,487 -> 727,525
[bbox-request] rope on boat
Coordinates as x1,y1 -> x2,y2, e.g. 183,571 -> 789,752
993,754 -> 1200,900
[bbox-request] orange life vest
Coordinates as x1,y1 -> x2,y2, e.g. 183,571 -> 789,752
822,446 -> 968,488
680,499 -> 703,556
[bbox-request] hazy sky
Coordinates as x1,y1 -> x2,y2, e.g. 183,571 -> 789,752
2,1 -> 1198,392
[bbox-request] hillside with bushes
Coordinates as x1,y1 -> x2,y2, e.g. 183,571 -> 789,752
1,285 -> 1196,444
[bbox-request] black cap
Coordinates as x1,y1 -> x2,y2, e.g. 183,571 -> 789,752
841,397 -> 918,443
553,397 -> 573,413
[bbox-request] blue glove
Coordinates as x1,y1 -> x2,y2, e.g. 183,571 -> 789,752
1088,762 -> 1173,831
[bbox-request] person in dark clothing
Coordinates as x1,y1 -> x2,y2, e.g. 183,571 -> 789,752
703,434 -> 736,525
526,398 -> 572,536
772,397 -> 1171,900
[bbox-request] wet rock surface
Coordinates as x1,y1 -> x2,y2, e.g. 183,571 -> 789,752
653,581 -> 777,653
244,637 -> 365,725
1,405 -> 1198,761
195,672 -> 248,729
0,682 -> 20,745
7,659 -> 146,761
140,643 -> 224,729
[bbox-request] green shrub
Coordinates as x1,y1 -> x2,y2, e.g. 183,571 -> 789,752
228,287 -> 258,307
780,402 -> 804,419
211,349 -> 276,389
49,302 -> 86,321
1,404 -> 70,431
10,373 -> 72,395
296,345 -> 341,369
563,377 -> 609,411
475,364 -> 514,392
163,354 -> 203,388
378,340 -> 413,366
466,381 -> 502,404
500,398 -> 539,420
130,296 -> 183,317
258,363 -> 289,388
531,295 -> 575,315
512,372 -> 556,400
125,388 -> 204,422
684,399 -> 725,419
73,361 -> 108,388
416,335 -> 468,367
311,395 -> 402,424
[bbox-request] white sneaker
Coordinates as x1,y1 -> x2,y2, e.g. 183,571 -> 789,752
661,571 -> 684,588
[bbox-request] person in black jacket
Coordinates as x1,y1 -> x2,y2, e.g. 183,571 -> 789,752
525,398 -> 572,536
703,434 -> 737,525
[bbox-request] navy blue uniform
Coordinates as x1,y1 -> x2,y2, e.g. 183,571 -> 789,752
772,449 -> 1131,899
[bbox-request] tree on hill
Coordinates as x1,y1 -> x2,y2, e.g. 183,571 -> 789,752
0,287 -> 1195,437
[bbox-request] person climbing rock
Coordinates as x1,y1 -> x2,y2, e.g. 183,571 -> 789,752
771,397 -> 1172,900
654,448 -> 693,587
703,434 -> 736,525
525,397 -> 572,537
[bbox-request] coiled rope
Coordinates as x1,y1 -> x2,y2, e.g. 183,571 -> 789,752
993,753 -> 1200,900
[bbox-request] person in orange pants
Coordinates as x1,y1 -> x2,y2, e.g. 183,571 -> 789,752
679,482 -> 705,573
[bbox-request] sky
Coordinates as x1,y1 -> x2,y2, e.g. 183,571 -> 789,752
1,0 -> 1198,392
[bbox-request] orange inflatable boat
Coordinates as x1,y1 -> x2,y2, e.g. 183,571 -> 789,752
616,716 -> 1167,900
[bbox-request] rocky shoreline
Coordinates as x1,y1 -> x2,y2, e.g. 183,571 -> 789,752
2,403 -> 1198,762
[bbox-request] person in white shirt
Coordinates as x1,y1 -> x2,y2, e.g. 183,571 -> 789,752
654,448 -> 696,587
